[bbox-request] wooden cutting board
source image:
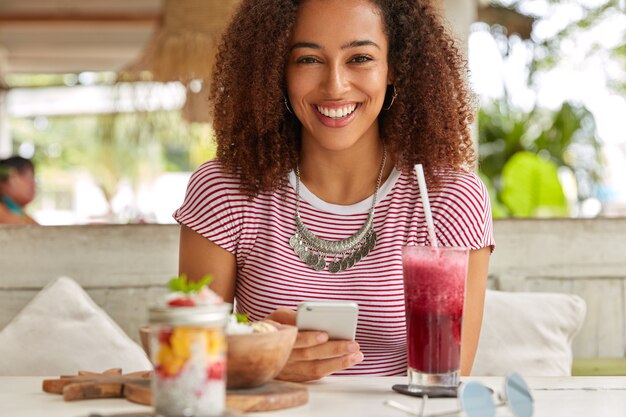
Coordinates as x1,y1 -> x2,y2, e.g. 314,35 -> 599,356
42,369 -> 151,401
125,379 -> 308,412
43,370 -> 308,413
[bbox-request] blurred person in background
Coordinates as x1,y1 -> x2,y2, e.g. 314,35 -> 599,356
0,156 -> 38,225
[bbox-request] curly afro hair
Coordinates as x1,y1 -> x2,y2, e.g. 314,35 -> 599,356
210,0 -> 475,195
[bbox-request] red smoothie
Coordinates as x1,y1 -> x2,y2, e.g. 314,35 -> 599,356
402,246 -> 468,375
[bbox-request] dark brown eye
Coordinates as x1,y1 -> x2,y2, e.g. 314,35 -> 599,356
350,55 -> 373,64
297,56 -> 321,64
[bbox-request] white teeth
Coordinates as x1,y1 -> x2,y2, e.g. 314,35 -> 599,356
316,104 -> 357,119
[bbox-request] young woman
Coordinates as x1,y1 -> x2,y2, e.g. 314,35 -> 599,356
175,0 -> 494,382
0,156 -> 38,225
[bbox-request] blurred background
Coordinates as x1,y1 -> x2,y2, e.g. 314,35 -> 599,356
0,0 -> 624,224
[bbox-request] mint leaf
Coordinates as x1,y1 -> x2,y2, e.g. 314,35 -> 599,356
167,274 -> 214,294
195,275 -> 213,291
167,275 -> 187,292
234,313 -> 249,324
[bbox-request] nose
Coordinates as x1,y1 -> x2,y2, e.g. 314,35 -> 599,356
322,63 -> 349,97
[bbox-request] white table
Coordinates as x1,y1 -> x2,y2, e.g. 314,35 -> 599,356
2,376 -> 626,417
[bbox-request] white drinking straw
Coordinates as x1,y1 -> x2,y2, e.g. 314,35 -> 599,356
414,164 -> 439,248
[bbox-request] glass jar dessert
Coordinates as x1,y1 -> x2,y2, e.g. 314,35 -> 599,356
149,287 -> 231,417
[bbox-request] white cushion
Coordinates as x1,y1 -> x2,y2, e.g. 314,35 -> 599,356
0,277 -> 152,376
472,289 -> 586,377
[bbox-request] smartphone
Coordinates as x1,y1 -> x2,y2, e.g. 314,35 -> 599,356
296,300 -> 359,340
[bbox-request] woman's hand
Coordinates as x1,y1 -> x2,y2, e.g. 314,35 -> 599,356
266,308 -> 364,382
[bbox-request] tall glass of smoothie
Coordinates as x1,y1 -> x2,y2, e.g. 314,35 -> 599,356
402,245 -> 469,390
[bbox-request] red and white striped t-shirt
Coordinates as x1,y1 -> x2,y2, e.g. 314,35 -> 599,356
174,159 -> 494,376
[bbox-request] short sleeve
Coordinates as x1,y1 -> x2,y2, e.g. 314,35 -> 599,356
430,171 -> 495,252
173,160 -> 245,254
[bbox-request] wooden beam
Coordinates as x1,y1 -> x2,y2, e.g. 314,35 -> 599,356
0,13 -> 160,26
476,4 -> 535,39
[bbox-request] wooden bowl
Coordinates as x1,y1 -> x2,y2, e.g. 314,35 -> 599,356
226,324 -> 297,389
139,324 -> 297,389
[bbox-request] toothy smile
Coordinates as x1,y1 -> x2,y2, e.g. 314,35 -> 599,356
315,104 -> 358,119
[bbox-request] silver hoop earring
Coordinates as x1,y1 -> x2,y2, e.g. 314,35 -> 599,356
284,95 -> 294,114
383,85 -> 398,111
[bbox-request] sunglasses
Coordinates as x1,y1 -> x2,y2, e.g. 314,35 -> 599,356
385,372 -> 534,417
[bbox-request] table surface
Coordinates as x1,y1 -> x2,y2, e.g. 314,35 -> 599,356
3,376 -> 626,417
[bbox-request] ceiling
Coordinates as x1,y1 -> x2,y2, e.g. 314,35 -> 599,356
0,0 -> 161,76
0,1 -> 531,80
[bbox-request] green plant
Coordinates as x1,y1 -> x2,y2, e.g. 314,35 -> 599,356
500,151 -> 567,217
234,313 -> 250,324
478,101 -> 601,217
475,0 -> 617,218
478,98 -> 602,218
167,274 -> 213,294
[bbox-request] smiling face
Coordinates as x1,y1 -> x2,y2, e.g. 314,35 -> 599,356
285,0 -> 390,153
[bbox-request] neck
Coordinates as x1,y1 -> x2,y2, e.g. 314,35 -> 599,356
1,195 -> 22,214
298,140 -> 392,206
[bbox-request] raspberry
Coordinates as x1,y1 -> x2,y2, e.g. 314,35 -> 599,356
158,329 -> 173,345
168,297 -> 196,307
155,365 -> 167,377
207,360 -> 225,380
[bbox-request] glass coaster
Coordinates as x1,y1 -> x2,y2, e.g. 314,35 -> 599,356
392,383 -> 495,399
392,384 -> 458,398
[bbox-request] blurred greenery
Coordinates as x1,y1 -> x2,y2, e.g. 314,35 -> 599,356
5,72 -> 118,89
10,107 -> 216,213
478,99 -> 603,217
476,0 -> 619,217
528,0 -> 625,93
500,151 -> 567,217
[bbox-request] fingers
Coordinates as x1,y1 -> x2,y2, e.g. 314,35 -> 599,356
293,329 -> 328,349
278,340 -> 364,382
263,308 -> 328,349
265,307 -> 296,325
265,307 -> 365,381
265,309 -> 329,349
277,351 -> 365,382
290,340 -> 359,361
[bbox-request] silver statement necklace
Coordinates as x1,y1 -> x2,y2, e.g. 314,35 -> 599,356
289,146 -> 387,273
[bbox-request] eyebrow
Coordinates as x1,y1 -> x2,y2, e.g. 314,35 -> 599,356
290,39 -> 380,51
